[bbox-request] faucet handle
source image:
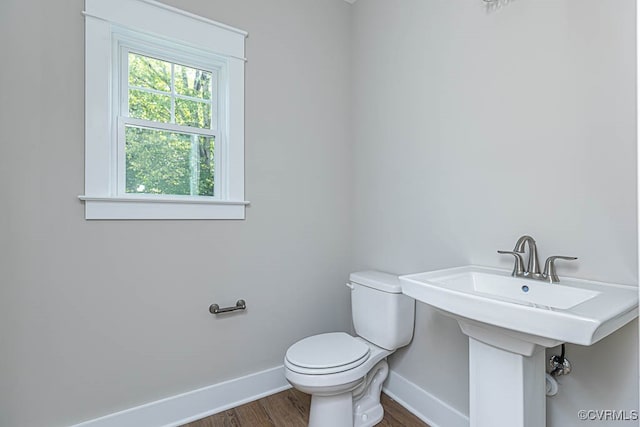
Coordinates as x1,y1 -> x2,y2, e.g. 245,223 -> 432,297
543,256 -> 578,283
498,250 -> 525,277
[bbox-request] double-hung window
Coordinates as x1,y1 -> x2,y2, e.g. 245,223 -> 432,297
81,0 -> 248,219
120,48 -> 218,197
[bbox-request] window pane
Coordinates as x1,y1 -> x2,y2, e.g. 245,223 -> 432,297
175,63 -> 212,100
196,135 -> 215,197
129,89 -> 171,123
128,53 -> 171,92
175,98 -> 211,129
125,126 -> 214,196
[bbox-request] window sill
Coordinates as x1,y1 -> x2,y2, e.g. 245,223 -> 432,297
78,195 -> 249,220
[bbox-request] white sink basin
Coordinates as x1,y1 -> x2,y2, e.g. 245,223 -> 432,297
400,265 -> 638,349
446,269 -> 599,310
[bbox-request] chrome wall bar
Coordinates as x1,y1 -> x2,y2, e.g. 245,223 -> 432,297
209,299 -> 246,314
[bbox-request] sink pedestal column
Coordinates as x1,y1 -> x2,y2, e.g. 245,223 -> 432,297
469,338 -> 546,427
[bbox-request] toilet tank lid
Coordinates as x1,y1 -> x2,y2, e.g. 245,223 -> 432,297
349,270 -> 402,294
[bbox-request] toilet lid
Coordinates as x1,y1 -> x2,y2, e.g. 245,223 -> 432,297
286,332 -> 370,370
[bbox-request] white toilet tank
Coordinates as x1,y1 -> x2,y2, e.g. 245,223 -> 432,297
349,271 -> 415,351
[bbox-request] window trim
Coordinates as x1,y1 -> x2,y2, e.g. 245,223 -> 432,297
80,0 -> 248,220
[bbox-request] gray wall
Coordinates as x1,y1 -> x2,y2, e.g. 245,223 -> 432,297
0,1 -> 353,426
351,0 -> 637,426
1,1 -> 637,426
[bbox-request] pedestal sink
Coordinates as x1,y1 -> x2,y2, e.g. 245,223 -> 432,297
399,266 -> 638,427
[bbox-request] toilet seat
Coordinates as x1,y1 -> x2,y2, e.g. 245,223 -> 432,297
285,332 -> 370,375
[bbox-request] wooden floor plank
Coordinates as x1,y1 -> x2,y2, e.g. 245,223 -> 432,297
257,390 -> 308,427
182,390 -> 429,427
380,394 -> 427,426
288,388 -> 311,412
284,389 -> 311,423
233,400 -> 275,426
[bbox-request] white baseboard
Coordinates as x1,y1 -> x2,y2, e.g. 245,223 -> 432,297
71,365 -> 468,427
71,366 -> 290,427
383,370 -> 469,427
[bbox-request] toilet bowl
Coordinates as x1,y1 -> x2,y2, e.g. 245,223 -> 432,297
285,333 -> 392,427
284,271 -> 415,427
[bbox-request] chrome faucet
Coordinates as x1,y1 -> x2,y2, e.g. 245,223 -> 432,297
498,235 -> 577,283
514,235 -> 542,279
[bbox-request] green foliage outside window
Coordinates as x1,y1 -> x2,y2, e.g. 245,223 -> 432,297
125,53 -> 215,196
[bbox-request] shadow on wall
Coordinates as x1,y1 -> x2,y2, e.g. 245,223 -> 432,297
484,0 -> 517,14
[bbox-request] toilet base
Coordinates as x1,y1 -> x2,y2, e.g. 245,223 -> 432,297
353,360 -> 388,427
306,360 -> 389,427
309,393 -> 353,427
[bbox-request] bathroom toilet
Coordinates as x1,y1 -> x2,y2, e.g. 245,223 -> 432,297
284,271 -> 415,427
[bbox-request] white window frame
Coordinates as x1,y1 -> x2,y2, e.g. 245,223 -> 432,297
80,0 -> 248,219
116,40 -> 222,197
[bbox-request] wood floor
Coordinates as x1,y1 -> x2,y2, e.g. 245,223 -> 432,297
182,388 -> 429,427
